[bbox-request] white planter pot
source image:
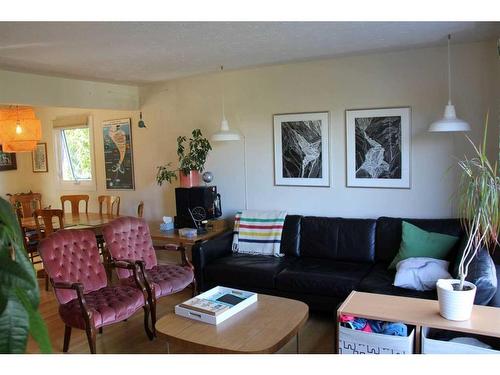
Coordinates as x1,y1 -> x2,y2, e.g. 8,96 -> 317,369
436,279 -> 476,321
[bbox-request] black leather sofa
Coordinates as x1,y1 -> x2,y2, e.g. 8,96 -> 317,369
192,215 -> 498,311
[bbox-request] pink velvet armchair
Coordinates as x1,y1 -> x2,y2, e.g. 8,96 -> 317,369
102,217 -> 196,332
39,229 -> 154,353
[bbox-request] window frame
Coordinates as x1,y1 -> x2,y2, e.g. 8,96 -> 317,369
53,116 -> 97,191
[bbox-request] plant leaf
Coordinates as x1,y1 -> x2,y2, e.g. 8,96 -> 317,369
15,288 -> 52,353
0,294 -> 29,353
0,257 -> 37,290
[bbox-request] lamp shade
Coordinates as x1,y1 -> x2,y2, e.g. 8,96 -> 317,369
211,119 -> 241,142
428,103 -> 471,132
0,107 -> 42,152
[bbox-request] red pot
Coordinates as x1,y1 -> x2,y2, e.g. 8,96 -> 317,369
179,170 -> 201,188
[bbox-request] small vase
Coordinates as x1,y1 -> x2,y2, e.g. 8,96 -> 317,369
436,279 -> 476,321
179,170 -> 201,188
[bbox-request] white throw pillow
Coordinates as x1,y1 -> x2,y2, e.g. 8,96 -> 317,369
393,257 -> 451,291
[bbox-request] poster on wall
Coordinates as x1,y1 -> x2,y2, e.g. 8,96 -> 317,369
273,111 -> 329,187
102,118 -> 135,190
0,146 -> 17,171
346,107 -> 411,189
32,142 -> 48,173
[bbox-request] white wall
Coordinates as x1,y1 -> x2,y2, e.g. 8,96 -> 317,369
0,69 -> 139,110
140,40 -> 499,219
1,40 -> 498,222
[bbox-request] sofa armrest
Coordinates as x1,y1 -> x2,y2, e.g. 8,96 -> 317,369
192,230 -> 233,291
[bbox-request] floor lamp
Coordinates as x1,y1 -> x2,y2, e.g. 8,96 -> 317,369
211,122 -> 248,210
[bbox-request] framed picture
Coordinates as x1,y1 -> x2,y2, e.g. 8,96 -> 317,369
0,146 -> 17,171
273,111 -> 330,187
346,107 -> 411,189
32,142 -> 48,173
102,118 -> 135,190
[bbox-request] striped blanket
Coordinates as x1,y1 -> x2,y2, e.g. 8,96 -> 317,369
232,210 -> 287,257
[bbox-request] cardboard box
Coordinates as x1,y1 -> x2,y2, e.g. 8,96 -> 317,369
339,325 -> 414,354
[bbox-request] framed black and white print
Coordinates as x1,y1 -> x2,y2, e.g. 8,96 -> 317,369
273,111 -> 329,187
346,107 -> 411,189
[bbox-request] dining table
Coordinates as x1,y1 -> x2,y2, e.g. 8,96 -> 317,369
21,212 -> 120,235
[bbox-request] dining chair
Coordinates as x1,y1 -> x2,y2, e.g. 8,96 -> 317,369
137,201 -> 144,218
61,194 -> 89,215
39,229 -> 154,353
102,217 -> 196,333
15,207 -> 40,264
34,208 -> 64,239
9,191 -> 42,218
98,195 -> 121,216
34,208 -> 65,291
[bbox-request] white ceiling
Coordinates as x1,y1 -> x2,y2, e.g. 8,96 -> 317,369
0,22 -> 498,85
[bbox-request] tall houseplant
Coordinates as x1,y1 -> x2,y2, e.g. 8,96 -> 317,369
156,129 -> 212,187
437,114 -> 499,321
0,197 -> 51,353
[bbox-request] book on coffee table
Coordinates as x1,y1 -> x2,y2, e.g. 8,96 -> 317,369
179,297 -> 230,316
175,286 -> 258,325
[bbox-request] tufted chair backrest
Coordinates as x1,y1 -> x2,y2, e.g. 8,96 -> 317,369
102,216 -> 158,279
39,229 -> 107,305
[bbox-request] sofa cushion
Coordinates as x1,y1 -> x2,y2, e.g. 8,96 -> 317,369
388,221 -> 459,269
376,217 -> 463,264
276,258 -> 373,298
453,239 -> 498,305
281,215 -> 302,257
489,264 -> 500,307
204,254 -> 296,290
357,263 -> 437,300
300,217 -> 376,262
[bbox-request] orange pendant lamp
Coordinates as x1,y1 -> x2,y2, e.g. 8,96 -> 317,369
0,106 -> 42,152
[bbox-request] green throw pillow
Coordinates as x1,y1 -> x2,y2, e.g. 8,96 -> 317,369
388,221 -> 459,270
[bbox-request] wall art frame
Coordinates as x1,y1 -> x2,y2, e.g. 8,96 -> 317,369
273,111 -> 330,187
345,106 -> 411,189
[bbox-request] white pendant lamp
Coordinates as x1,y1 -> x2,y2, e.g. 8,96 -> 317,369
429,34 -> 471,132
211,66 -> 242,142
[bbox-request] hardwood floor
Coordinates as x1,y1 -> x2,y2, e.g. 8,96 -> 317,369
27,277 -> 336,354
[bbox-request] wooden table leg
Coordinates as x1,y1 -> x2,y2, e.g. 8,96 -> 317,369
296,332 -> 300,354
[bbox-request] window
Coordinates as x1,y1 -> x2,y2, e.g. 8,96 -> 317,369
53,115 -> 96,190
60,127 -> 92,181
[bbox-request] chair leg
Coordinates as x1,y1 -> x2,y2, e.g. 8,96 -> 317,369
143,304 -> 154,341
191,278 -> 198,297
150,296 -> 157,337
85,325 -> 97,354
45,273 -> 49,292
63,325 -> 72,353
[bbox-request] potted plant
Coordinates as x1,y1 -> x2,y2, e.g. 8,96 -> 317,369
156,129 -> 212,188
437,114 -> 499,321
0,197 -> 51,353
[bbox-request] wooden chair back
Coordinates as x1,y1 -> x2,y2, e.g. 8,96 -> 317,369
9,192 -> 42,218
137,201 -> 144,218
60,195 -> 89,215
98,195 -> 120,216
34,209 -> 64,239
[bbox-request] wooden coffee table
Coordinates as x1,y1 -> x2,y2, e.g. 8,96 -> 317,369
156,294 -> 309,353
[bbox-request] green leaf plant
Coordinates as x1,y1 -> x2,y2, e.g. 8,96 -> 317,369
0,197 -> 52,353
457,112 -> 499,290
156,129 -> 212,186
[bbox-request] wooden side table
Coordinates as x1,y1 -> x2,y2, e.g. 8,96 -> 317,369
336,291 -> 500,353
148,221 -> 229,261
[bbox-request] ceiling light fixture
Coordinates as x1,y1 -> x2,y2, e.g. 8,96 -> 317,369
428,34 -> 471,132
0,106 -> 42,152
211,66 -> 241,142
